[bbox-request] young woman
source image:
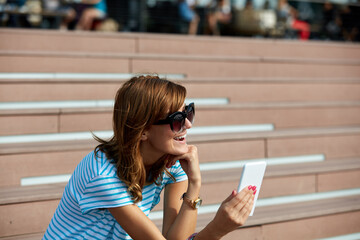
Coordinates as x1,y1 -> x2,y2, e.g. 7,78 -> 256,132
43,75 -> 256,240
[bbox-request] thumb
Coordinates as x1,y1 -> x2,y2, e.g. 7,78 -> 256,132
223,190 -> 237,203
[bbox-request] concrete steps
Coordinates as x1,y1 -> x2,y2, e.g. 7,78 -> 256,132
0,28 -> 359,239
1,100 -> 360,136
2,50 -> 360,78
1,76 -> 360,102
1,156 -> 359,238
1,195 -> 359,240
4,156 -> 359,206
1,28 -> 360,59
1,126 -> 359,187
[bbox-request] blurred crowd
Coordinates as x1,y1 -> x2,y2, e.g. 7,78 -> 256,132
276,0 -> 359,41
0,0 -> 359,42
0,0 -> 113,31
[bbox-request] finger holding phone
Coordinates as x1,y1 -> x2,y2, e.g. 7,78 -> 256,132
194,161 -> 267,239
195,187 -> 256,240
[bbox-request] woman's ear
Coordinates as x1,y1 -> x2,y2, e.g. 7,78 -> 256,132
141,130 -> 148,141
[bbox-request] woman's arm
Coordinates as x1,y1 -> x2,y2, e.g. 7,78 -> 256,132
109,204 -> 166,240
162,145 -> 202,239
108,179 -> 200,240
162,179 -> 201,239
109,184 -> 254,240
108,145 -> 201,240
162,181 -> 255,240
109,142 -> 253,240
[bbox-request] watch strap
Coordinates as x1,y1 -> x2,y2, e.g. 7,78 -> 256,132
181,193 -> 201,209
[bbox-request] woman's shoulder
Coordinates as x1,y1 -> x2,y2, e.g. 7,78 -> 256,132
161,160 -> 188,184
79,150 -> 118,178
168,160 -> 185,173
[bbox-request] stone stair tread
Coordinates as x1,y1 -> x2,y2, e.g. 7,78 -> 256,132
1,195 -> 359,240
1,126 -> 360,155
1,101 -> 360,116
1,157 -> 358,205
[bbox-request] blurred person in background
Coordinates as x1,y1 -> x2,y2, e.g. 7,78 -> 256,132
339,5 -> 358,41
60,0 -> 107,30
1,0 -> 27,27
178,0 -> 199,34
321,1 -> 341,40
277,0 -> 310,40
206,0 -> 232,35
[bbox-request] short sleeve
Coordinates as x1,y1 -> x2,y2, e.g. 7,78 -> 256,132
79,175 -> 134,214
166,160 -> 188,184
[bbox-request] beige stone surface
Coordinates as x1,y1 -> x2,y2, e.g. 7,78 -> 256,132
318,169 -> 360,192
1,81 -> 359,103
0,32 -> 136,53
0,200 -> 59,237
0,150 -> 87,187
138,37 -> 360,59
59,112 -> 113,132
0,115 -> 58,136
0,56 -> 130,73
132,58 -> 360,78
196,107 -> 360,129
0,83 -> 121,102
184,83 -> 360,103
262,211 -> 360,240
259,175 -> 316,198
196,140 -> 265,163
268,134 -> 360,159
222,226 -> 263,240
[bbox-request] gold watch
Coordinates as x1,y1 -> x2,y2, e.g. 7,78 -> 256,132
181,193 -> 202,209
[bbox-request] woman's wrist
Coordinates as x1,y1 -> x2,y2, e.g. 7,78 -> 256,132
195,220 -> 224,240
186,179 -> 201,199
187,170 -> 201,185
188,178 -> 201,188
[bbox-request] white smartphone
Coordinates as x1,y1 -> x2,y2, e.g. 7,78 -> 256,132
237,161 -> 267,216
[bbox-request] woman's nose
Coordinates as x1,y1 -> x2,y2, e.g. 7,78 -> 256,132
184,118 -> 192,129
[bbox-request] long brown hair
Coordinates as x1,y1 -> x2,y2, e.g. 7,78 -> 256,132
94,75 -> 187,203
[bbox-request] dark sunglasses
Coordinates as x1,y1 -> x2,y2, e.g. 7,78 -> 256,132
154,102 -> 195,133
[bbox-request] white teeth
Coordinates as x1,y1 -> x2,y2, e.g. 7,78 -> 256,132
174,134 -> 186,140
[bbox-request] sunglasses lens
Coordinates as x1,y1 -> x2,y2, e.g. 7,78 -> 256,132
172,113 -> 185,133
187,106 -> 194,124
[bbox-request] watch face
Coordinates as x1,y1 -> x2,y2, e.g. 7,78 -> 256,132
194,199 -> 202,209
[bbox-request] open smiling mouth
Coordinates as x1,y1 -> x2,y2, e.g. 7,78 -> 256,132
174,134 -> 186,142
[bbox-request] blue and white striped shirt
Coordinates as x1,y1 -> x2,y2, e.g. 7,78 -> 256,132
43,151 -> 187,239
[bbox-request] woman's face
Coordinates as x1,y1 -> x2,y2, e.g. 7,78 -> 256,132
142,104 -> 192,162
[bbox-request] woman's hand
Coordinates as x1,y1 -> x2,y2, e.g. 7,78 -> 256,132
162,146 -> 201,239
196,187 -> 255,240
166,145 -> 201,184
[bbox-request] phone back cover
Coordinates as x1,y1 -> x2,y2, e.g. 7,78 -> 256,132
237,161 -> 267,216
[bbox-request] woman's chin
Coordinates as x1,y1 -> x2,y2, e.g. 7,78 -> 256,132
172,142 -> 189,155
